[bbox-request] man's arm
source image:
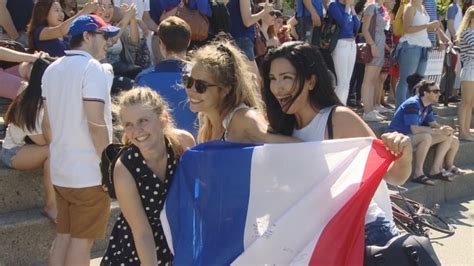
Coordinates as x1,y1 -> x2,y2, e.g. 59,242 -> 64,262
142,11 -> 159,33
84,101 -> 110,156
303,0 -> 321,27
0,0 -> 19,40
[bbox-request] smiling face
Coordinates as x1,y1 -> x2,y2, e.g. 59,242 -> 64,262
47,1 -> 64,27
121,104 -> 166,153
96,0 -> 114,23
87,31 -> 111,60
269,57 -> 314,116
185,63 -> 225,115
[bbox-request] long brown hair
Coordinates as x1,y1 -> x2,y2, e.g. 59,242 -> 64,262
5,57 -> 53,131
27,0 -> 58,51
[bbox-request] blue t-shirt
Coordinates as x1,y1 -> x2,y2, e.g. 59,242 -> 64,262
296,0 -> 323,18
135,59 -> 198,136
7,0 -> 34,31
328,1 -> 360,40
386,96 -> 435,135
447,3 -> 460,20
33,26 -> 70,57
228,0 -> 256,39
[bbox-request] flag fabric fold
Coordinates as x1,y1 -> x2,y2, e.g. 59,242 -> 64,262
161,137 -> 396,265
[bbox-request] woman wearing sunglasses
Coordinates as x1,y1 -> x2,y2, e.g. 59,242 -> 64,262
184,39 -> 297,144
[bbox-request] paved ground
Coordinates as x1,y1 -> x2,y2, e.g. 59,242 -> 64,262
429,196 -> 474,266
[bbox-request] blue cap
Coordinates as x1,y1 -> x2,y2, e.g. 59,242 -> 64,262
69,15 -> 120,38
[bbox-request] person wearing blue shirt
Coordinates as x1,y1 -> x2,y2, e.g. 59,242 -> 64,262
328,0 -> 360,104
387,80 -> 460,185
136,16 -> 198,136
296,0 -> 323,45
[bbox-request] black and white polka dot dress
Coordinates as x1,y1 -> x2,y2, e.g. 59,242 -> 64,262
101,138 -> 177,265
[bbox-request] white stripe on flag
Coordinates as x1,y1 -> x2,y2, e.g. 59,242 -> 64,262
232,138 -> 373,265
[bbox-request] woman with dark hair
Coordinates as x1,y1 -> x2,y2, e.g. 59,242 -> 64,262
59,0 -> 78,20
1,57 -> 57,222
262,41 -> 413,246
27,0 -> 97,57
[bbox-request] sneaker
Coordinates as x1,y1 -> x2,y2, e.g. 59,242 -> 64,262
375,105 -> 391,113
363,111 -> 383,122
373,110 -> 387,120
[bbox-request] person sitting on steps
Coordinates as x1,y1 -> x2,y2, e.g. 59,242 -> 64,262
386,79 -> 461,185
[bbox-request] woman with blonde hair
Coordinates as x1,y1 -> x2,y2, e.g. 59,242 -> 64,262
184,39 -> 297,144
101,87 -> 194,265
456,6 -> 474,141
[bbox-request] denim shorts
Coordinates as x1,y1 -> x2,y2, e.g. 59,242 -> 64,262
0,146 -> 21,168
234,37 -> 255,61
365,216 -> 400,246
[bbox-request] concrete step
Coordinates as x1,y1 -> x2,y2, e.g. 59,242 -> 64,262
0,202 -> 120,265
389,165 -> 474,208
432,103 -> 459,117
422,139 -> 474,170
436,114 -> 474,128
0,167 -> 44,214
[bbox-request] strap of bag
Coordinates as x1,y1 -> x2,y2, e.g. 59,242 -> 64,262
327,106 -> 336,140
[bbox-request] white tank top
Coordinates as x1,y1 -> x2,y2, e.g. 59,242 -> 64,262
222,104 -> 250,141
292,106 -> 392,225
400,9 -> 432,47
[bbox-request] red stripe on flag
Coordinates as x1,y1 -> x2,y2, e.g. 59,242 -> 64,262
309,139 -> 396,265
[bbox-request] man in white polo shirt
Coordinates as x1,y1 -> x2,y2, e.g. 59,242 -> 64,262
41,15 -> 119,265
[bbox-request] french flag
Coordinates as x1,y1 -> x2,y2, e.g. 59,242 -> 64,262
161,137 -> 396,265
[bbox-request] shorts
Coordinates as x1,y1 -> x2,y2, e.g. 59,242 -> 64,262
365,216 -> 400,246
0,146 -> 22,168
55,185 -> 111,239
234,37 -> 255,61
460,61 -> 474,82
368,39 -> 385,67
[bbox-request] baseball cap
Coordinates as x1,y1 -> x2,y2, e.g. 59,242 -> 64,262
69,15 -> 120,38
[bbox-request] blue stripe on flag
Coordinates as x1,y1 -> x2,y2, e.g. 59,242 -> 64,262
166,141 -> 259,265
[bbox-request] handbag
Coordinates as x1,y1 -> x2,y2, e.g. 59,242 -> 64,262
254,24 -> 267,58
365,233 -> 441,266
320,14 -> 340,53
100,143 -> 127,199
160,0 -> 209,41
356,7 -> 377,64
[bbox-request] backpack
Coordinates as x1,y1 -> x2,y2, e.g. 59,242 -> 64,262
209,0 -> 231,34
393,0 -> 409,37
100,143 -> 127,199
0,40 -> 27,69
320,13 -> 340,53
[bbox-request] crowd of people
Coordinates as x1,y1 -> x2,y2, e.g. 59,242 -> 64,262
0,0 -> 473,264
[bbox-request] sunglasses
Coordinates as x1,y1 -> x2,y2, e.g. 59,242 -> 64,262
91,30 -> 110,41
428,89 -> 441,94
183,75 -> 217,94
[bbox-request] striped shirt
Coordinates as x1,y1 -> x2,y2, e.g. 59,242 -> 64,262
460,28 -> 474,65
423,0 -> 438,45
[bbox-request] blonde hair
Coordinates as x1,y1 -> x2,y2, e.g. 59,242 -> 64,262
114,86 -> 185,156
189,39 -> 264,143
456,6 -> 474,42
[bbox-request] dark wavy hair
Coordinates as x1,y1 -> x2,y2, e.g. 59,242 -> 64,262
5,57 -> 54,131
27,0 -> 58,52
261,41 -> 342,136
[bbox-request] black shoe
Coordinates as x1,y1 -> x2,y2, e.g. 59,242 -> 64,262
448,96 -> 461,103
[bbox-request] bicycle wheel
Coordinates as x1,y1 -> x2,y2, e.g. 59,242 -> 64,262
393,216 -> 425,236
419,213 -> 455,235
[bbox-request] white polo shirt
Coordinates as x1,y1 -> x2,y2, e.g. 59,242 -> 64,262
42,50 -> 113,188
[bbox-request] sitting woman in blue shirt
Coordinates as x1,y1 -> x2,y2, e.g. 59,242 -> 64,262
328,0 -> 360,105
27,0 -> 97,57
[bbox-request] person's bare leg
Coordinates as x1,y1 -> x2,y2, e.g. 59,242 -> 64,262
361,65 -> 381,114
444,136 -> 459,169
11,145 -> 56,219
428,133 -> 453,175
458,81 -> 474,139
49,234 -> 71,266
379,72 -> 388,106
64,238 -> 94,266
411,133 -> 432,177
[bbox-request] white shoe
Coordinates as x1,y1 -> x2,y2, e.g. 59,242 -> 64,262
363,111 -> 383,122
373,110 -> 387,120
375,105 -> 391,113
